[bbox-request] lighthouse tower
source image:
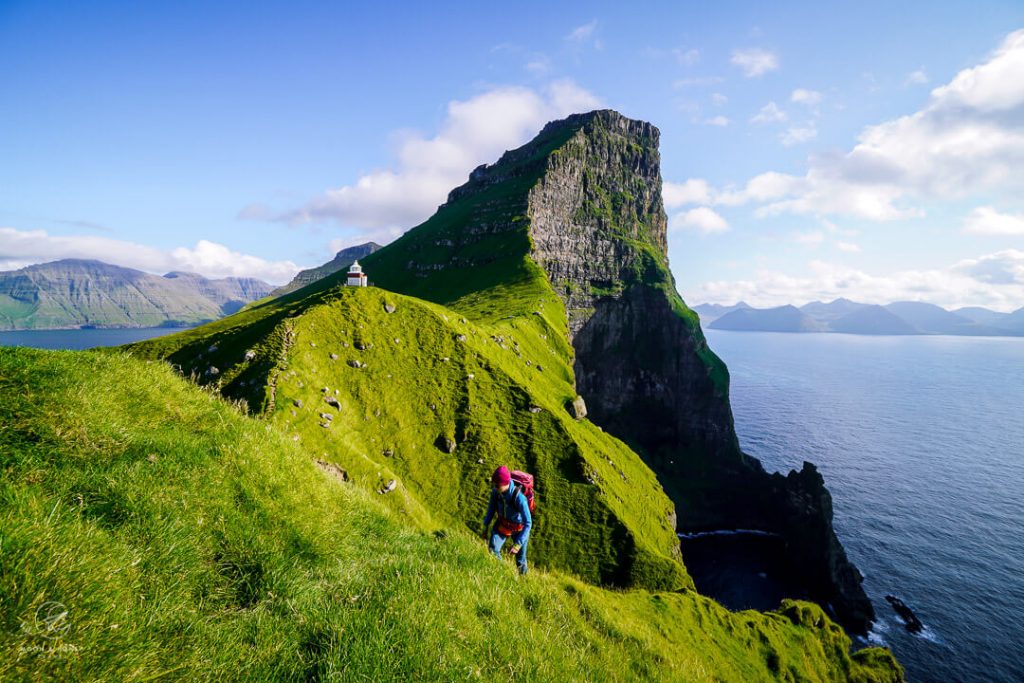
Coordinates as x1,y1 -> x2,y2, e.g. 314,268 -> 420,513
346,260 -> 368,287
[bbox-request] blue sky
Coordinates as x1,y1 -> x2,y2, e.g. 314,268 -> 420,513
2,1 -> 1024,309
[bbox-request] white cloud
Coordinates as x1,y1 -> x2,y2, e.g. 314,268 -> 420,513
750,101 -> 787,124
0,227 -> 301,284
711,92 -> 728,106
905,69 -> 929,85
673,76 -> 725,88
715,172 -> 802,206
779,123 -> 818,146
704,30 -> 1024,221
702,115 -> 730,127
836,241 -> 862,253
672,207 -> 730,234
963,206 -> 1024,235
663,179 -> 712,208
730,48 -> 779,77
794,230 -> 825,245
791,88 -> 822,106
251,81 -> 601,233
566,20 -> 598,43
692,250 -> 1024,311
674,48 -> 700,65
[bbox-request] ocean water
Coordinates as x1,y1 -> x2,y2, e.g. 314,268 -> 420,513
0,327 -> 187,350
706,330 -> 1024,683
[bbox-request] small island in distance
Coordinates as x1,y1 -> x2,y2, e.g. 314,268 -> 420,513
696,298 -> 1024,336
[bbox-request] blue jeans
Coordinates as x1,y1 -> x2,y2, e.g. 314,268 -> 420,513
489,530 -> 528,574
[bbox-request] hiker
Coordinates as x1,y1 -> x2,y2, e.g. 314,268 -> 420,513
481,466 -> 533,575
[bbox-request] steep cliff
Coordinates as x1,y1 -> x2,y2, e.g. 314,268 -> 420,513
526,110 -> 874,632
389,109 -> 874,632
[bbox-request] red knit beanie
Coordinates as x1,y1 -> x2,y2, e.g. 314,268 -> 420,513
492,466 -> 512,486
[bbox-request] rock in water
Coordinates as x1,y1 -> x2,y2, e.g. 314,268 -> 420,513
885,595 -> 924,634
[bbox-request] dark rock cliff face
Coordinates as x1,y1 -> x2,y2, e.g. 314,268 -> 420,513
524,110 -> 875,633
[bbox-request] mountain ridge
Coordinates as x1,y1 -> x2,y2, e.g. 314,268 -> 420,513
0,258 -> 273,329
698,298 -> 1024,335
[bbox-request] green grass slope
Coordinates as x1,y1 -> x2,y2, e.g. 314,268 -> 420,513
128,284 -> 687,591
0,348 -> 901,681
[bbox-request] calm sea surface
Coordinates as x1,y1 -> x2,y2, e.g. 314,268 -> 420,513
706,330 -> 1024,683
0,327 -> 187,350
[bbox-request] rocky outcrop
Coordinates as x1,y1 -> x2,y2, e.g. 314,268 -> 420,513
520,110 -> 874,633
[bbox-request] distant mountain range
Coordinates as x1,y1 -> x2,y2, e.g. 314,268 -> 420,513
694,298 -> 1024,336
270,242 -> 381,297
0,259 -> 273,330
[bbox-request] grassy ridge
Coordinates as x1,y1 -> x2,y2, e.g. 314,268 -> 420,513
129,285 -> 688,590
0,348 -> 901,681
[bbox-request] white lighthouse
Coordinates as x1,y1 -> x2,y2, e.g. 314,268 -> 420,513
346,260 -> 368,287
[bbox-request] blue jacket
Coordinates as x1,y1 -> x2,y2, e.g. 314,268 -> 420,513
483,483 -> 532,546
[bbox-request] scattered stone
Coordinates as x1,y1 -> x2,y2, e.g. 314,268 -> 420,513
536,365 -> 544,372
321,386 -> 330,393
290,410 -> 297,416
533,311 -> 541,316
380,479 -> 397,494
319,422 -> 331,429
528,406 -> 542,414
330,353 -> 338,360
436,435 -> 456,454
146,453 -> 158,463
456,334 -> 467,342
310,342 -> 316,348
569,395 -> 588,420
208,345 -> 218,353
383,449 -> 394,457
429,403 -> 437,412
319,412 -> 334,421
206,366 -> 220,376
460,318 -> 467,324
384,303 -> 397,314
355,341 -> 370,351
324,396 -> 341,409
347,360 -> 365,369
393,338 -> 401,344
525,360 -> 532,366
342,342 -> 349,348
441,357 -> 450,362
477,458 -> 485,465
244,349 -> 256,361
293,399 -> 304,408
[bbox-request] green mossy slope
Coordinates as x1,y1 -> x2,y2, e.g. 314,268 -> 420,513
128,286 -> 687,590
0,348 -> 901,682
